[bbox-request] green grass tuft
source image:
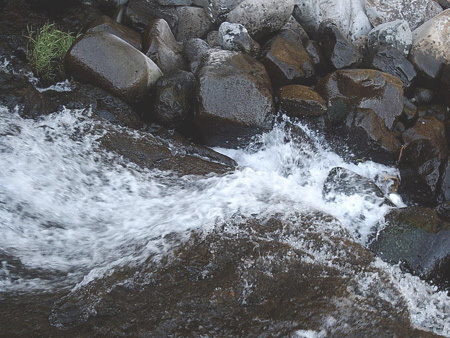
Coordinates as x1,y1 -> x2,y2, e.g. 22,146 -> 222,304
25,23 -> 79,84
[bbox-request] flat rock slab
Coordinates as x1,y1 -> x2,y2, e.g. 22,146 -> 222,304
65,32 -> 163,105
196,50 -> 274,147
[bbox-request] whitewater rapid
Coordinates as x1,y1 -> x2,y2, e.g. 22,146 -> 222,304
0,106 -> 449,336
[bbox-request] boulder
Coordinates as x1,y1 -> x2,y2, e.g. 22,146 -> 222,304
440,64 -> 450,106
413,88 -> 435,104
439,0 -> 450,9
305,40 -> 326,73
282,16 -> 310,44
409,9 -> 450,84
365,0 -> 442,31
438,159 -> 450,203
175,6 -> 213,41
293,0 -> 372,42
226,0 -> 294,40
124,0 -> 179,32
206,30 -> 220,46
370,206 -> 450,290
158,0 -> 192,5
83,15 -> 142,51
398,139 -> 442,206
318,20 -> 362,70
278,85 -> 327,119
65,32 -> 163,105
143,18 -> 187,74
402,115 -> 449,159
369,46 -> 416,89
260,30 -> 315,86
322,167 -> 388,205
218,22 -> 260,56
367,20 -> 412,56
183,38 -> 211,73
196,50 -> 274,147
318,69 -> 404,130
192,0 -> 244,22
152,70 -> 196,130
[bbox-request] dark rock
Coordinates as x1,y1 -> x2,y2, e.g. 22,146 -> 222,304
143,18 -> 187,74
152,70 -> 196,130
367,19 -> 412,56
174,6 -> 213,41
218,22 -> 260,56
402,115 -> 449,159
369,46 -> 416,89
323,167 -> 388,205
282,15 -> 310,44
206,30 -> 220,46
318,69 -> 404,130
318,20 -> 362,70
83,15 -> 142,50
124,0 -> 178,33
409,10 -> 450,85
158,0 -> 192,5
99,124 -> 236,175
439,0 -> 450,9
436,202 -> 450,221
65,32 -> 163,105
305,40 -> 326,74
260,29 -> 315,86
438,159 -> 450,203
196,50 -> 274,147
192,0 -> 244,22
278,85 -> 327,118
370,206 -> 450,290
48,213 -> 438,336
414,88 -> 435,104
402,98 -> 418,123
398,139 -> 442,206
183,38 -> 211,73
226,0 -> 294,41
440,64 -> 450,106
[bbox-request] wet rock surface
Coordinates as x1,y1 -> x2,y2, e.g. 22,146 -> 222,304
174,6 -> 213,41
218,21 -> 260,56
196,50 -> 274,147
278,85 -> 327,119
367,19 -> 412,57
370,207 -> 450,290
124,0 -> 178,32
65,32 -> 163,105
261,29 -> 315,86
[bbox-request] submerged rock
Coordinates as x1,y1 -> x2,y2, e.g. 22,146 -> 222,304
370,206 -> 450,291
65,32 -> 163,105
47,214 -> 440,337
196,50 -> 274,147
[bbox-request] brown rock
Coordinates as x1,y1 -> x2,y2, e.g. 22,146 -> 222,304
261,29 -> 314,86
278,85 -> 327,118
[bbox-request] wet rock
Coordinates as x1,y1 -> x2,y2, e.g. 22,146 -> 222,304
158,0 -> 192,5
413,88 -> 435,104
304,40 -> 326,74
370,206 -> 450,290
369,46 -> 416,89
278,85 -> 327,118
83,15 -> 142,50
100,124 -> 236,175
402,98 -> 418,123
143,18 -> 187,74
65,32 -> 163,105
346,108 -> 402,159
206,30 -> 220,46
260,29 -> 315,86
365,0 -> 442,31
409,9 -> 450,84
226,0 -> 294,40
323,167 -> 387,205
124,0 -> 178,32
318,69 -> 404,130
183,38 -> 211,73
175,6 -> 213,41
48,213 -> 439,337
282,16 -> 310,44
367,20 -> 412,57
402,115 -> 449,159
152,70 -> 196,130
439,0 -> 450,9
193,0 -> 244,22
436,202 -> 450,221
318,20 -> 363,70
438,159 -> 450,203
292,0 -> 372,42
441,64 -> 450,106
398,139 -> 442,206
196,50 -> 274,147
218,22 -> 260,56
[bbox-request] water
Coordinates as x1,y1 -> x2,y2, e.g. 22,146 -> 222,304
0,106 -> 449,336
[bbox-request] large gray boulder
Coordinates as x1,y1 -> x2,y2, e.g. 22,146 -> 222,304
365,0 -> 442,30
293,0 -> 372,42
367,19 -> 412,56
226,0 -> 294,40
65,32 -> 163,105
196,50 -> 274,147
409,9 -> 450,83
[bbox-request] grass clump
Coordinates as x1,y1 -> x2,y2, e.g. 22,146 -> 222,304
25,23 -> 79,84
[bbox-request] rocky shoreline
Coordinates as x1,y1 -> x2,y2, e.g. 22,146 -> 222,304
1,0 -> 450,336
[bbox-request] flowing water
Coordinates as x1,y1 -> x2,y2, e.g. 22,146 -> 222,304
0,105 -> 449,336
